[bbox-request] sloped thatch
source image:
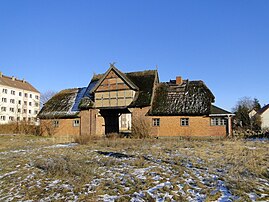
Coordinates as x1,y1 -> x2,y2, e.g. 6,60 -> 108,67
38,88 -> 85,119
127,70 -> 157,107
79,97 -> 94,110
149,80 -> 215,116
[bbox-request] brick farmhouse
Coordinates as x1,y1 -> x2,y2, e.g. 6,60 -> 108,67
38,65 -> 233,137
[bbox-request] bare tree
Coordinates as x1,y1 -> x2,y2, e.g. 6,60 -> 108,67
232,96 -> 254,113
233,97 -> 262,130
40,90 -> 57,107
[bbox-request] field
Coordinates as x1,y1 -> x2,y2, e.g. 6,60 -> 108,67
0,135 -> 268,201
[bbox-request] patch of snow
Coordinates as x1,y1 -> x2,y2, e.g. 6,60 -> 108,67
100,194 -> 120,202
45,143 -> 78,149
0,171 -> 17,179
247,193 -> 258,201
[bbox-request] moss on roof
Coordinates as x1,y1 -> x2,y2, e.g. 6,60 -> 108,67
38,88 -> 80,119
79,97 -> 94,110
126,70 -> 157,107
149,80 -> 215,116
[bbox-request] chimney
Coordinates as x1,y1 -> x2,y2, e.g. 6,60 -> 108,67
176,76 -> 183,85
12,76 -> 15,81
0,72 -> 2,77
22,79 -> 26,83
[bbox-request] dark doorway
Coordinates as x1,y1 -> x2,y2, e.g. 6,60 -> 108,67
99,108 -> 130,135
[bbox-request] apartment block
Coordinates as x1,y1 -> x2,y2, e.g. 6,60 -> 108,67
0,72 -> 40,124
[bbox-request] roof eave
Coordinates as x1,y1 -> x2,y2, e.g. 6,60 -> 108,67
209,113 -> 235,117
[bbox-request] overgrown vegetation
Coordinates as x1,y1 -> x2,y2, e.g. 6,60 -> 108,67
0,122 -> 41,135
131,116 -> 151,138
233,97 -> 262,131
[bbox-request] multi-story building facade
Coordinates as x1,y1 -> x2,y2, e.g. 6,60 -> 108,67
0,72 -> 40,124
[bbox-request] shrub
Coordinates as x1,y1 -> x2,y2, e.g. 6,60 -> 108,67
106,133 -> 120,139
0,121 -> 41,135
131,116 -> 150,139
74,134 -> 101,144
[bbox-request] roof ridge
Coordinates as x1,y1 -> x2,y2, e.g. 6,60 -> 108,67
257,104 -> 269,115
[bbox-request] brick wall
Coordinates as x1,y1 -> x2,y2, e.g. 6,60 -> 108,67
149,116 -> 226,137
41,108 -> 226,137
80,109 -> 104,136
40,118 -> 80,136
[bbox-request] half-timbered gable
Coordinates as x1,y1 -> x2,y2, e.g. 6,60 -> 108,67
90,66 -> 138,108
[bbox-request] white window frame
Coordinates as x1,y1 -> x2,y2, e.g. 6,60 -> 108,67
73,119 -> 80,127
211,117 -> 226,126
153,118 -> 160,127
2,89 -> 7,94
180,118 -> 189,126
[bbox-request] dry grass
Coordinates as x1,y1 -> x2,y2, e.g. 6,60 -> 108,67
0,122 -> 41,135
0,135 -> 268,201
73,134 -> 101,145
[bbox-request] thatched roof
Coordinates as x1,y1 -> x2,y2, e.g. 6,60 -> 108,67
39,66 -> 222,118
149,80 -> 215,116
38,69 -> 157,118
38,88 -> 86,119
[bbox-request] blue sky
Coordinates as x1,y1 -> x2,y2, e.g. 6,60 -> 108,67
0,0 -> 268,111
